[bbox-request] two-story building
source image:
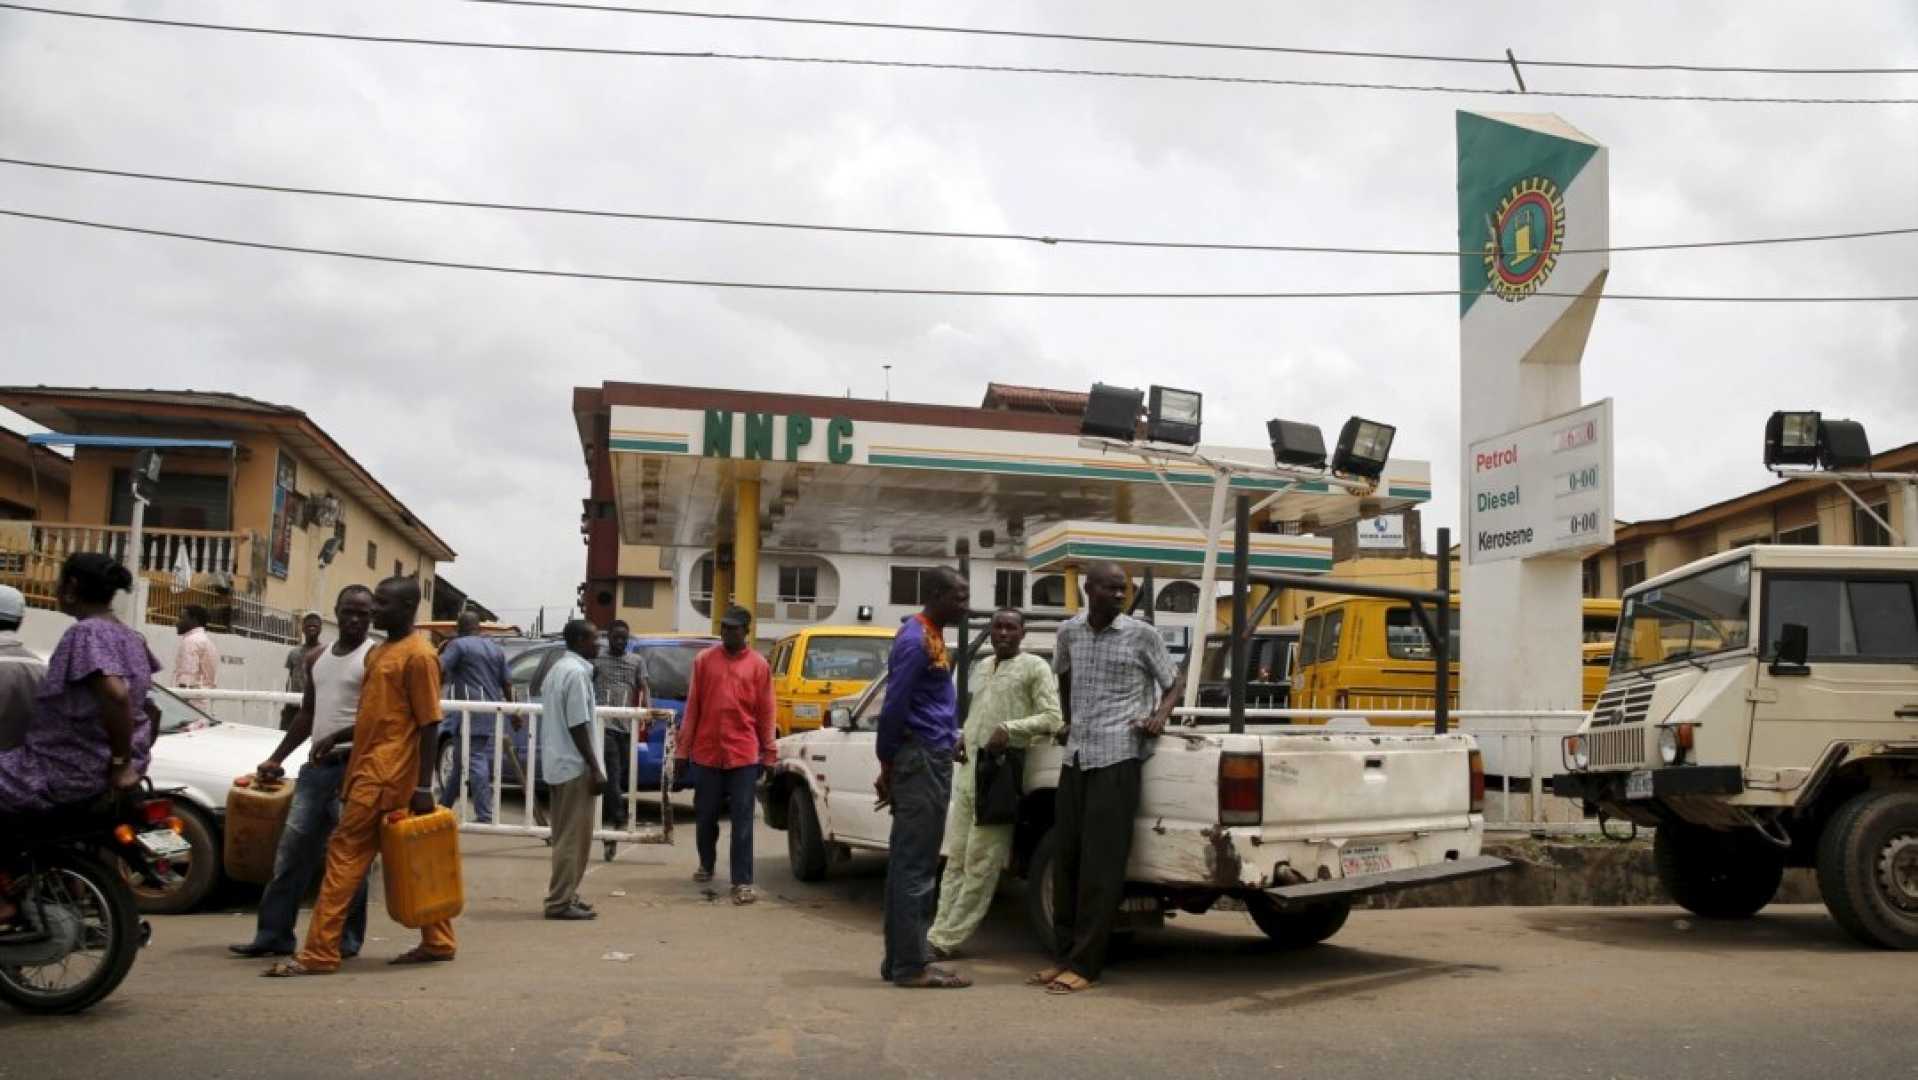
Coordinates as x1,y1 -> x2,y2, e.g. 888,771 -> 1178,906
0,388 -> 455,641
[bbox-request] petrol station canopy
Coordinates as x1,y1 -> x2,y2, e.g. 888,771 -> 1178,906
574,382 -> 1432,579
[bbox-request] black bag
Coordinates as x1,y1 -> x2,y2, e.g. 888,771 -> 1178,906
974,747 -> 1024,826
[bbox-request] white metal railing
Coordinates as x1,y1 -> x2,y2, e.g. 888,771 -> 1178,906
28,522 -> 242,578
173,688 -> 677,846
1171,706 -> 1594,832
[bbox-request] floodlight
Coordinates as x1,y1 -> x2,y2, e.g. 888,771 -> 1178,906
1146,386 -> 1203,446
1266,420 -> 1327,470
1081,383 -> 1144,441
1331,417 -> 1396,481
1818,419 -> 1872,470
1764,411 -> 1822,468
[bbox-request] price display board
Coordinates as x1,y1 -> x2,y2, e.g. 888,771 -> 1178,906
1467,399 -> 1615,564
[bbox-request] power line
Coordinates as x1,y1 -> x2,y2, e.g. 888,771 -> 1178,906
6,155 -> 1915,257
464,0 -> 1918,77
4,206 -> 1914,302
3,4 -> 1914,105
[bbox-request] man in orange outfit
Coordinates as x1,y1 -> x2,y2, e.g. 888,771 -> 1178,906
265,575 -> 455,976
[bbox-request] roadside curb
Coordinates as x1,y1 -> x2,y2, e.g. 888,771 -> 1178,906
1358,836 -> 1821,909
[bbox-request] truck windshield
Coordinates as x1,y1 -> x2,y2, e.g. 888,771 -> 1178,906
802,637 -> 889,681
1615,558 -> 1752,672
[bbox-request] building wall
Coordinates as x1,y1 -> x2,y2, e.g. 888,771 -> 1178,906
611,543 -> 675,633
0,455 -> 67,519
61,434 -> 439,620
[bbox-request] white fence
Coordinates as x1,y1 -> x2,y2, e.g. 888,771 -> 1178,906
1172,706 -> 1593,832
174,688 -> 677,846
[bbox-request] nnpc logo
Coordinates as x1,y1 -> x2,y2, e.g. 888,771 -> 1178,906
1482,177 -> 1565,302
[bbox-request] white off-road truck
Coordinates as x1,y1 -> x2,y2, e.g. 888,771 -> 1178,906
1556,545 -> 1918,949
760,658 -> 1503,950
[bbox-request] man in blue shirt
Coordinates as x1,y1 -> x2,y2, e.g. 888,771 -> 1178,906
436,611 -> 513,824
539,620 -> 605,921
874,566 -> 972,990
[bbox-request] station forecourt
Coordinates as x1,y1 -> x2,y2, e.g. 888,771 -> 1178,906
570,380 -> 1434,656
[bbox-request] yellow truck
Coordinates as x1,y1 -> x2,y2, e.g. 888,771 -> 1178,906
1291,596 -> 1621,715
767,625 -> 896,736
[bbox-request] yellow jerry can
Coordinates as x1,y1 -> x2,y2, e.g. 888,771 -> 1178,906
222,774 -> 295,885
379,807 -> 465,928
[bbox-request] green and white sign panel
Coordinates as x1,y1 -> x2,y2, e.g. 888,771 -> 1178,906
1467,398 -> 1615,564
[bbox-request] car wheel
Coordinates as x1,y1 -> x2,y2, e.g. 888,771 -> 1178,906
1818,789 -> 1918,950
1244,893 -> 1352,947
122,802 -> 219,915
787,786 -> 829,883
1022,828 -> 1062,953
435,737 -> 459,805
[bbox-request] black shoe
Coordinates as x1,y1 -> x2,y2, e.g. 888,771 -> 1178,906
545,903 -> 597,921
228,943 -> 293,958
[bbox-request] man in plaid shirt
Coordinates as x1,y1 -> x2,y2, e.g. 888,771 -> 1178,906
1032,562 -> 1177,995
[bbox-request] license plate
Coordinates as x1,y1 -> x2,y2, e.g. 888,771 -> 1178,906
138,829 -> 191,858
1341,844 -> 1392,878
1626,770 -> 1655,800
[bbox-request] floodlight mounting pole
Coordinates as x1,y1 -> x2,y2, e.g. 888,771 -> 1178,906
1771,466 -> 1918,546
1078,436 -> 1374,708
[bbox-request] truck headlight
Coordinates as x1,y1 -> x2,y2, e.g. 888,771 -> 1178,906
1563,735 -> 1589,771
1658,724 -> 1694,765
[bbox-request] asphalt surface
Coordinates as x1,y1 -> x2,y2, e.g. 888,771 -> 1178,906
5,795 -> 1915,1080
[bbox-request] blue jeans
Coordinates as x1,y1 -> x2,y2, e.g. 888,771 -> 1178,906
247,755 -> 368,956
692,763 -> 759,885
438,728 -> 497,825
880,739 -> 952,984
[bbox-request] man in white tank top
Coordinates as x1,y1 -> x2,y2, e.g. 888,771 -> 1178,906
228,586 -> 378,959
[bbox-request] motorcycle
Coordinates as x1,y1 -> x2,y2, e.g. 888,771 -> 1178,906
0,784 -> 186,1014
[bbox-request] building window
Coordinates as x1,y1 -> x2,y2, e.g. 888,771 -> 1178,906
366,541 -> 378,570
622,579 -> 656,609
1581,558 -> 1601,598
1776,523 -> 1821,545
1030,574 -> 1067,608
777,564 -> 818,604
1156,581 -> 1200,614
889,566 -> 939,606
1619,559 -> 1647,591
109,469 -> 231,531
1855,503 -> 1893,547
994,569 -> 1025,610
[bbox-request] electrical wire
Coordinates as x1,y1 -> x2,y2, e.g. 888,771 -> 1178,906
463,0 -> 1918,77
4,207 -> 1914,302
3,4 -> 1914,105
5,156 -> 1914,257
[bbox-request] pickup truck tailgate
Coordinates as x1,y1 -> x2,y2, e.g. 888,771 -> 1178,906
1260,732 -> 1471,831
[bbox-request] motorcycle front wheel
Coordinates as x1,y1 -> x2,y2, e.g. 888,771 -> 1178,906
0,848 -> 142,1014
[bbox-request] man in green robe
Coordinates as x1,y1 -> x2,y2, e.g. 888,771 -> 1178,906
928,608 -> 1062,958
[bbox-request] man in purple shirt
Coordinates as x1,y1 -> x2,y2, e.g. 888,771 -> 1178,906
874,566 -> 972,989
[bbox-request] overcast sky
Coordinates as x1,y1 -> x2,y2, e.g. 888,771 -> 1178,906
2,1 -> 1913,621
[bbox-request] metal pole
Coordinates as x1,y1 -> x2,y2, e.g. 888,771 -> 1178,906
1435,527 -> 1451,736
956,538 -> 971,715
1183,472 -> 1232,711
1904,481 -> 1918,548
1140,567 -> 1155,626
1229,495 -> 1250,736
126,483 -> 148,624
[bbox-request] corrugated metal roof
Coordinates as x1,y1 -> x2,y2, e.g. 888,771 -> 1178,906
979,382 -> 1089,416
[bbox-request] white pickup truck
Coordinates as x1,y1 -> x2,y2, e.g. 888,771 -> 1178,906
760,665 -> 1503,948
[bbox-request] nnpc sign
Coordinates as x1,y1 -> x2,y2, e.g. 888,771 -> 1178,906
702,410 -> 856,464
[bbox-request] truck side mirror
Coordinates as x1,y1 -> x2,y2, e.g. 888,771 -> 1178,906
1772,622 -> 1810,674
829,706 -> 853,730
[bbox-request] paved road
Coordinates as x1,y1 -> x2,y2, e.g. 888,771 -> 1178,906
5,800 -> 1913,1080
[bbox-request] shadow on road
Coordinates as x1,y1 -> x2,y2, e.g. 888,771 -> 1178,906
1515,905 -> 1859,953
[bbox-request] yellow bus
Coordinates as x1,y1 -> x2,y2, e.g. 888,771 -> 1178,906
767,625 -> 897,736
1290,597 -> 1620,716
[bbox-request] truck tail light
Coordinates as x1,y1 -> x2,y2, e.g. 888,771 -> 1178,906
141,798 -> 174,825
1218,752 -> 1263,826
1468,749 -> 1486,815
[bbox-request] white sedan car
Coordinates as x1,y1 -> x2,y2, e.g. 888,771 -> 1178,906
141,686 -> 310,914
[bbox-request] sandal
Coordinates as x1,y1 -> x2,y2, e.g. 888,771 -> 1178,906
1026,966 -> 1066,986
1045,972 -> 1097,995
388,946 -> 456,966
262,960 -> 328,978
732,885 -> 757,905
895,965 -> 972,989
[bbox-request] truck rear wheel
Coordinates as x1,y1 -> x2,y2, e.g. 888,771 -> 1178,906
1023,828 -> 1061,953
1652,822 -> 1783,919
786,787 -> 829,883
1245,894 -> 1352,947
1817,789 -> 1918,950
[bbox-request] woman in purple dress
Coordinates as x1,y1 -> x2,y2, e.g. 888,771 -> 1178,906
0,553 -> 162,813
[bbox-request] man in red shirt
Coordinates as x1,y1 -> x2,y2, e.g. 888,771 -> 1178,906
674,606 -> 776,905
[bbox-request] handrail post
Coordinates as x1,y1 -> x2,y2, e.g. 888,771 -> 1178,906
1229,495 -> 1250,736
1434,527 -> 1451,736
